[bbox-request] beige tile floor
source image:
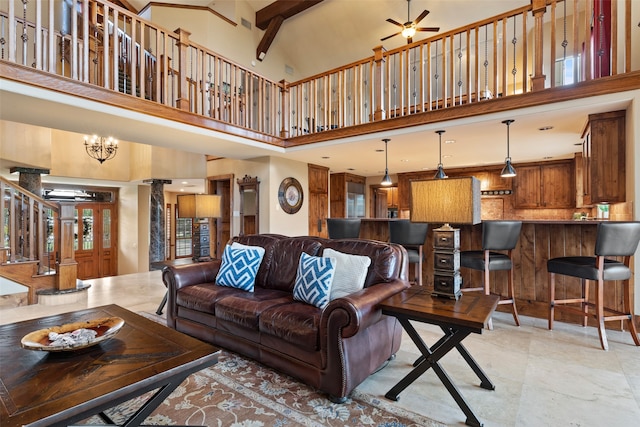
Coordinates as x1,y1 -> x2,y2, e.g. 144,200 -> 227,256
1,271 -> 639,427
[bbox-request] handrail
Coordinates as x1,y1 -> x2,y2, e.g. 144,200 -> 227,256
285,0 -> 637,137
0,0 -> 285,138
0,0 -> 637,143
0,177 -> 59,274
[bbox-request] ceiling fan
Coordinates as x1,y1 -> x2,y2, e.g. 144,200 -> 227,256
381,0 -> 440,44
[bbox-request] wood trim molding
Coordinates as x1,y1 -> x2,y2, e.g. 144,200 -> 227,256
139,2 -> 237,27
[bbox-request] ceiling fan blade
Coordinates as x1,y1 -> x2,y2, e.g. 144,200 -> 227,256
386,18 -> 404,28
416,27 -> 440,32
413,10 -> 430,25
381,31 -> 401,42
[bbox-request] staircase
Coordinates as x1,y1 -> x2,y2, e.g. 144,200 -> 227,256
0,177 -> 77,307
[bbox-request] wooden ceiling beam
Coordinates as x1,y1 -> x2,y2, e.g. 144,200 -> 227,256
255,0 -> 324,60
256,0 -> 324,30
257,15 -> 284,61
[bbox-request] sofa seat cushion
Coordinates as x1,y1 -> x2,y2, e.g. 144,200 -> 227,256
215,289 -> 293,330
259,302 -> 321,350
176,283 -> 239,314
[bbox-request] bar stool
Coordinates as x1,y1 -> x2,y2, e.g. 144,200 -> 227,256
548,221 -> 640,350
327,218 -> 361,239
460,220 -> 522,327
389,220 -> 429,286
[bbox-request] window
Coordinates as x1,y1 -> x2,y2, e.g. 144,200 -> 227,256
555,55 -> 580,86
175,206 -> 192,258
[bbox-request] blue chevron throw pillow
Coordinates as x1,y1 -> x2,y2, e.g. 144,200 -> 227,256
215,245 -> 264,292
293,252 -> 337,309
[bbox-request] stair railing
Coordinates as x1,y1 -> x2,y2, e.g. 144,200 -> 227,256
0,177 -> 59,276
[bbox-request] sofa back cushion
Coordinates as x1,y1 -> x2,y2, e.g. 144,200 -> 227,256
231,234 -> 285,288
264,237 -> 323,292
321,239 -> 404,288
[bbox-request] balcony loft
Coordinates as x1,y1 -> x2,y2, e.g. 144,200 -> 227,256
0,0 -> 639,154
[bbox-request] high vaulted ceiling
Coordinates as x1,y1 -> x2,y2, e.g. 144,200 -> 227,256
2,1 -> 637,194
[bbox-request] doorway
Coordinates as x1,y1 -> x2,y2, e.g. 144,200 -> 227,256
74,202 -> 118,279
208,175 -> 233,259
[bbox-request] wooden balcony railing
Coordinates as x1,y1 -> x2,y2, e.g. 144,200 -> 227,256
0,0 -> 637,142
0,0 -> 285,138
286,0 -> 638,137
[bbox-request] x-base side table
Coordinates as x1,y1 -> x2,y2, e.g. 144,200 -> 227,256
379,286 -> 499,427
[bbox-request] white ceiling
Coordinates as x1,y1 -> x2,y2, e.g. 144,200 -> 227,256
1,0 -> 634,194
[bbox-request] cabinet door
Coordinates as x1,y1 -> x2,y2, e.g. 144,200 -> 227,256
590,112 -> 625,203
513,166 -> 541,208
541,163 -> 575,208
309,164 -> 329,237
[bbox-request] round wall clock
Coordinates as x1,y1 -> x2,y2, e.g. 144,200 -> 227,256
278,177 -> 303,214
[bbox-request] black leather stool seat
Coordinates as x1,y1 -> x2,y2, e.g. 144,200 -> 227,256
460,251 -> 513,271
547,221 -> 640,350
327,218 -> 361,239
389,220 -> 429,286
547,256 -> 632,281
460,220 -> 522,327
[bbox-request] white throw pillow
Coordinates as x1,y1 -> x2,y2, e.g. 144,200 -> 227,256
324,248 -> 372,300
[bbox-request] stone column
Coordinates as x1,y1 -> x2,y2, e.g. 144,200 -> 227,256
9,167 -> 50,196
144,179 -> 171,265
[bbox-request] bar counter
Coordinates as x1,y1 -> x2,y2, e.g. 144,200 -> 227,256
359,218 -> 631,326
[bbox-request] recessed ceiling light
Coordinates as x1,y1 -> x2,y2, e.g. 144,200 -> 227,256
543,156 -> 553,159
347,168 -> 355,171
443,155 -> 453,159
181,181 -> 188,185
538,126 -> 554,131
401,159 -> 409,162
180,188 -> 185,192
445,139 -> 455,144
321,156 -> 330,159
375,149 -> 384,152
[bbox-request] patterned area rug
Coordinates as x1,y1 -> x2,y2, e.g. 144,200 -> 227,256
83,313 -> 444,427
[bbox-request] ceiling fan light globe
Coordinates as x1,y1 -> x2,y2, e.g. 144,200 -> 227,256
402,26 -> 416,38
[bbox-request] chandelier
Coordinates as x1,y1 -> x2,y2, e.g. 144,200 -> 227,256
84,135 -> 118,164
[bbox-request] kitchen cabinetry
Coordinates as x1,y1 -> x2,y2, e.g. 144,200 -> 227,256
308,164 -> 329,237
513,160 -> 574,208
330,172 -> 366,218
580,110 -> 626,205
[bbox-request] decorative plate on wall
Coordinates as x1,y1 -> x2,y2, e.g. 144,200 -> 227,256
278,177 -> 303,214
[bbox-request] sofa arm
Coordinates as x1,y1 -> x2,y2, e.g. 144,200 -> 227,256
321,278 -> 410,339
162,260 -> 222,292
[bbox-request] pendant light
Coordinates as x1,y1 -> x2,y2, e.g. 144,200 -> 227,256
381,138 -> 392,186
433,130 -> 448,179
501,119 -> 517,177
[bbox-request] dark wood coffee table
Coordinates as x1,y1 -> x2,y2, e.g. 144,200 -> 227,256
0,304 -> 220,426
379,286 -> 499,427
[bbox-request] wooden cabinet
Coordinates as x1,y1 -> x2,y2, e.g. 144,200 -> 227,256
386,186 -> 398,208
513,160 -> 574,208
308,164 -> 329,237
580,110 -> 626,205
330,172 -> 366,218
472,170 -> 512,192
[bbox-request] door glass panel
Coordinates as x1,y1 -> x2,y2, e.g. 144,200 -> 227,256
175,217 -> 193,257
82,208 -> 94,250
102,208 -> 111,249
74,209 -> 79,251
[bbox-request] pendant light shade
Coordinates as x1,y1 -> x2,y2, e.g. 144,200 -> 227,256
381,138 -> 392,186
500,119 -> 516,177
433,130 -> 448,179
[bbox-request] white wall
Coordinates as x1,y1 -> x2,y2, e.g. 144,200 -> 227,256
144,1 -> 301,83
208,155 -> 310,237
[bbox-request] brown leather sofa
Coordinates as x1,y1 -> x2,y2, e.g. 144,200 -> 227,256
163,234 -> 410,402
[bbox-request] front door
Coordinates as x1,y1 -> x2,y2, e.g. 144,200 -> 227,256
74,203 -> 117,279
